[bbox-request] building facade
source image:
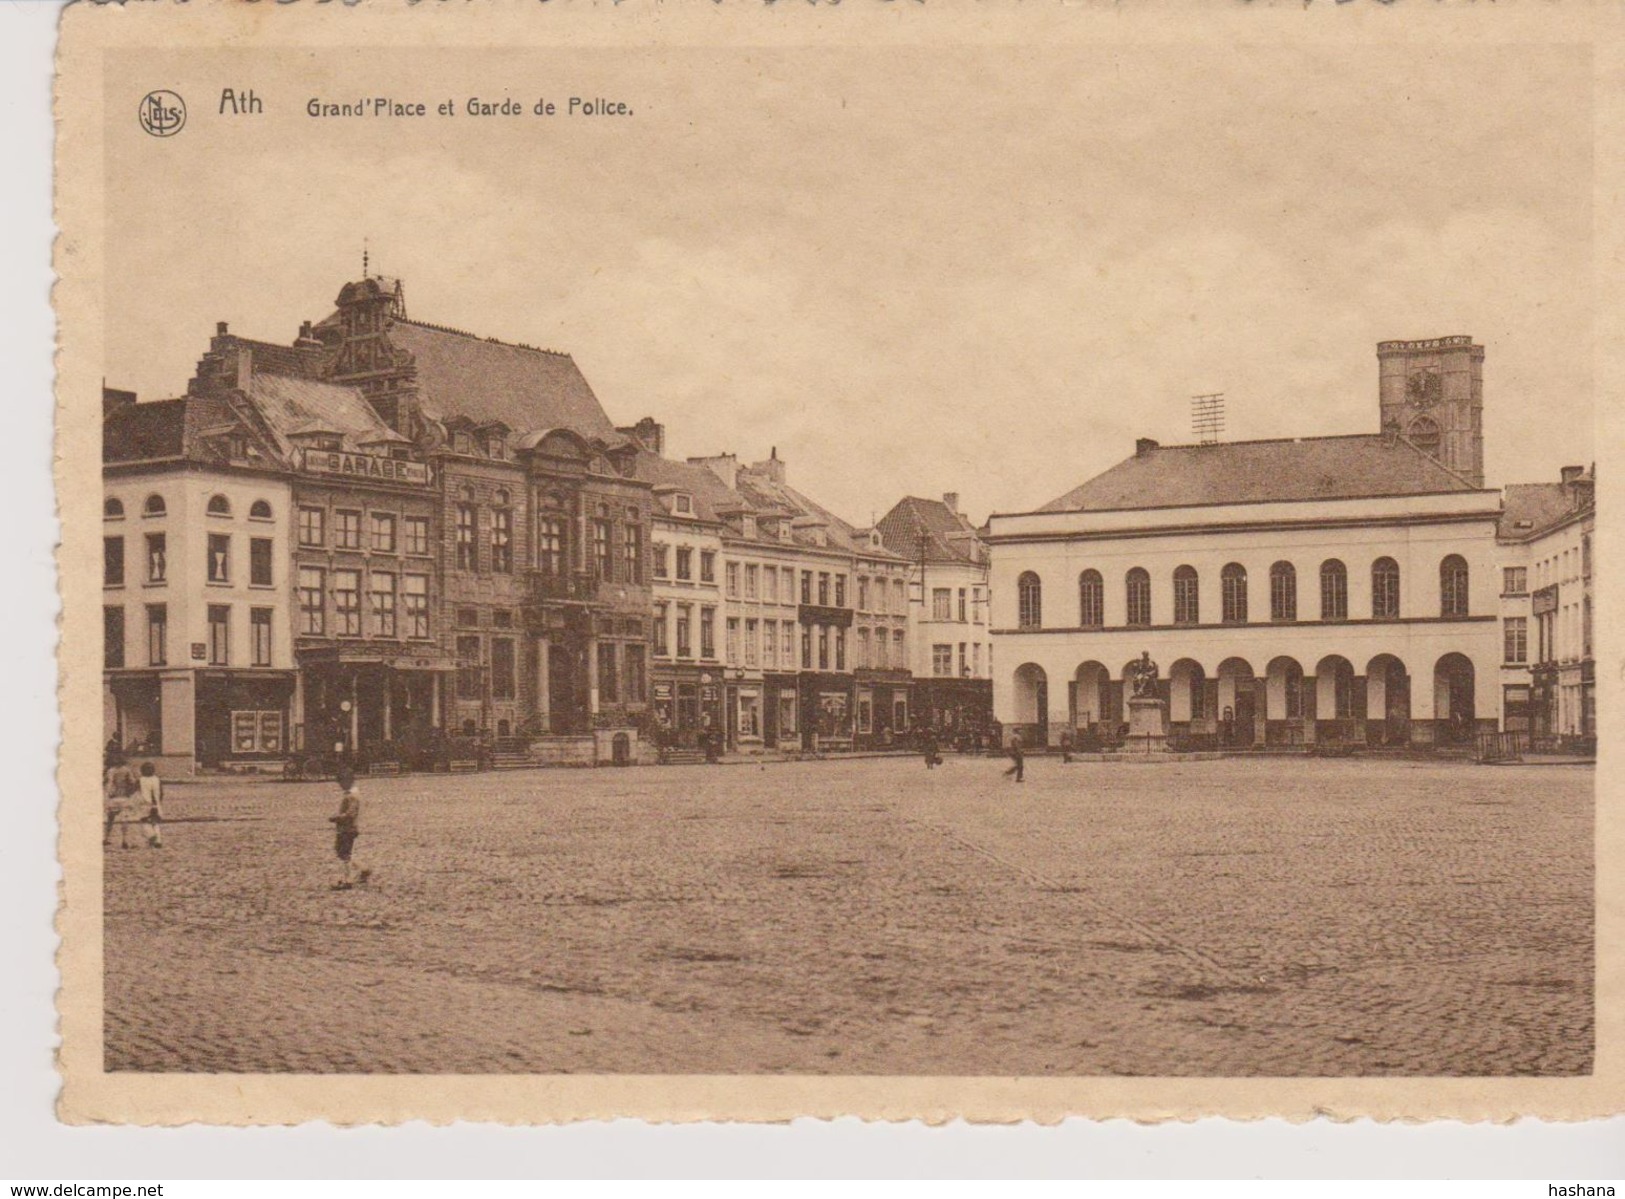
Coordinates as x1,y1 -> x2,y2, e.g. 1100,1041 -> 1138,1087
988,336 -> 1507,750
877,492 -> 994,740
103,388 -> 298,775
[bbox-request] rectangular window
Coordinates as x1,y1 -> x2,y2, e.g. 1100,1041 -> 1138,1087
1172,572 -> 1198,624
1503,566 -> 1527,595
974,587 -> 986,623
251,607 -> 272,666
818,573 -> 830,606
653,542 -> 670,579
623,524 -> 642,584
973,643 -> 982,675
593,519 -> 612,580
835,626 -> 846,671
298,567 -> 325,635
1504,616 -> 1528,664
403,574 -> 429,639
893,630 -> 905,665
491,637 -> 516,701
104,606 -> 125,669
456,505 -> 476,571
745,564 -> 758,598
856,628 -> 870,668
727,617 -> 740,665
958,588 -> 968,622
370,512 -> 396,553
104,536 -> 124,587
491,508 -> 512,573
932,589 -> 951,620
333,569 -> 361,636
536,517 -> 564,576
858,577 -> 869,610
875,629 -> 888,669
676,606 -> 692,658
893,580 -> 905,612
1321,566 -> 1348,621
334,510 -> 362,551
700,550 -> 715,583
933,644 -> 952,676
207,533 -> 230,584
370,571 -> 397,638
677,547 -> 693,581
146,603 -> 167,666
835,575 -> 847,607
249,537 -> 273,587
208,604 -> 230,666
800,625 -> 811,669
404,516 -> 430,556
146,533 -> 166,584
456,635 -> 482,700
745,618 -> 759,667
298,507 -> 325,547
1270,569 -> 1297,622
818,625 -> 829,670
624,644 -> 647,704
959,643 -> 968,676
700,606 -> 716,659
726,561 -> 740,597
653,604 -> 669,655
801,571 -> 812,605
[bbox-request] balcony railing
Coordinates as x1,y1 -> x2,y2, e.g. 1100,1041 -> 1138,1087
525,570 -> 600,605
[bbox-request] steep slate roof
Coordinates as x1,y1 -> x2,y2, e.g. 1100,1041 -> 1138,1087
634,451 -> 743,524
733,471 -> 907,560
876,496 -> 987,565
104,392 -> 268,465
387,319 -> 620,440
1039,434 -> 1479,513
244,371 -> 400,456
1499,481 -> 1589,541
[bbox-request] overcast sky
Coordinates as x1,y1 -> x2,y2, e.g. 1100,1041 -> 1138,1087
104,44 -> 1594,525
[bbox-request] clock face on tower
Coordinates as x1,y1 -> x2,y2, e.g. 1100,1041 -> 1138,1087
1406,367 -> 1442,408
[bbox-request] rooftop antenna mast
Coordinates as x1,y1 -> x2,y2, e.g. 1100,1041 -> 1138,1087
1191,392 -> 1225,445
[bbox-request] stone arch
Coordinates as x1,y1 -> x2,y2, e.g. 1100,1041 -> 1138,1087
1365,653 -> 1412,745
1216,657 -> 1258,746
1169,657 -> 1206,723
1434,652 -> 1476,743
1314,654 -> 1359,723
1011,662 -> 1048,726
1264,655 -> 1305,723
1071,660 -> 1111,729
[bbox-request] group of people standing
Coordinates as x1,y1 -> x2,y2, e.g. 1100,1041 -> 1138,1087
101,744 -> 164,849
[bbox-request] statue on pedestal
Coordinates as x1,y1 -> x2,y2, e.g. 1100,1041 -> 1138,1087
1128,650 -> 1161,699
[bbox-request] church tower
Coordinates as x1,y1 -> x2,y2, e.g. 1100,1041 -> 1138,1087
1377,335 -> 1484,487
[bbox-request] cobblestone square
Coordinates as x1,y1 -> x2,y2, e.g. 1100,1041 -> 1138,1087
103,756 -> 1593,1076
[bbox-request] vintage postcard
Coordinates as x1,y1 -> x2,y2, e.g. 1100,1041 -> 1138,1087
54,1 -> 1623,1124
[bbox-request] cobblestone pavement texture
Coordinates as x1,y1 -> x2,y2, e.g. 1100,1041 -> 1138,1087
103,757 -> 1594,1075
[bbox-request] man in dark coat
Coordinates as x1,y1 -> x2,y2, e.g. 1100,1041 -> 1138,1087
1002,733 -> 1025,783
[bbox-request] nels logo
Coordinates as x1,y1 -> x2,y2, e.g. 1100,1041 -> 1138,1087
138,90 -> 186,138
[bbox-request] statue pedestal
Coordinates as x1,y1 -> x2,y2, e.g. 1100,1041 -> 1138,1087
1126,696 -> 1169,753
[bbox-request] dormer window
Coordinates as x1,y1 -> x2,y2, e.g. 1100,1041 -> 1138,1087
673,494 -> 693,515
742,515 -> 757,539
453,432 -> 472,455
229,435 -> 248,460
778,522 -> 792,544
488,436 -> 506,460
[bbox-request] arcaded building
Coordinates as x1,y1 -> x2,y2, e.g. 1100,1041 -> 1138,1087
987,336 -> 1507,750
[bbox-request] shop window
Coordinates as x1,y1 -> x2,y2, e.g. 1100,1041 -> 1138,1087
230,710 -> 283,755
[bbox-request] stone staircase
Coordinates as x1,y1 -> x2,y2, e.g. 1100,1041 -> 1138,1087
490,737 -> 534,770
658,748 -> 708,766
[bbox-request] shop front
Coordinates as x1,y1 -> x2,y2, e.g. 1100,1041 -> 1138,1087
296,647 -> 455,766
854,669 -> 913,749
913,677 -> 993,746
195,670 -> 299,769
761,672 -> 799,749
798,671 -> 856,751
652,665 -> 724,750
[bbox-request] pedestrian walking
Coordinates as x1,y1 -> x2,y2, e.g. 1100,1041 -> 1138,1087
136,761 -> 164,848
1060,728 -> 1074,764
328,767 -> 372,890
1003,734 -> 1025,783
921,726 -> 941,769
103,756 -> 138,849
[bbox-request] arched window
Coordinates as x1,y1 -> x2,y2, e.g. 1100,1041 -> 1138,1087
1440,554 -> 1469,618
1078,570 -> 1103,628
1372,557 -> 1401,619
103,497 -> 124,520
1407,417 -> 1441,457
207,495 -> 231,516
1269,561 -> 1297,622
1320,559 -> 1348,621
1173,565 -> 1199,625
1221,563 -> 1248,624
249,499 -> 273,520
143,494 -> 166,517
1017,572 -> 1042,629
1125,568 -> 1151,627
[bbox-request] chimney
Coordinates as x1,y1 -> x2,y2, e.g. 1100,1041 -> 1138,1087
689,453 -> 739,491
617,417 -> 665,457
942,492 -> 959,515
294,319 -> 323,351
216,321 -> 229,337
1135,438 -> 1160,457
751,446 -> 787,485
102,386 -> 136,420
1560,464 -> 1585,485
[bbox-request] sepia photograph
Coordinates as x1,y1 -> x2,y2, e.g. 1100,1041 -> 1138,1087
47,3 -> 1622,1128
